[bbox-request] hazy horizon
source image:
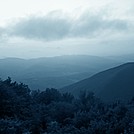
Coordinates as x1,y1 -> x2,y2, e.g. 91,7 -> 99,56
0,0 -> 134,59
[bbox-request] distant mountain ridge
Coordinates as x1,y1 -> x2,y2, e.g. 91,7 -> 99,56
61,62 -> 134,102
0,55 -> 122,90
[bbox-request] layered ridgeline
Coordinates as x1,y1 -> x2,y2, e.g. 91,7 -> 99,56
0,55 -> 121,90
61,62 -> 134,102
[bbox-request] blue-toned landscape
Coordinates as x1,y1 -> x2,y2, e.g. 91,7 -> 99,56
0,0 -> 134,133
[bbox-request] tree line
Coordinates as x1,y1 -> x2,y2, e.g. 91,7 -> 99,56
0,77 -> 134,134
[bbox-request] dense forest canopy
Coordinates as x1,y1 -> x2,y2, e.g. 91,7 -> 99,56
0,77 -> 134,134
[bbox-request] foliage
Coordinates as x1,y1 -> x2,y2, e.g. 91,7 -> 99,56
0,78 -> 134,134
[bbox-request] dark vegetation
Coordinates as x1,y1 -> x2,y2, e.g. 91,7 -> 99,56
0,77 -> 134,134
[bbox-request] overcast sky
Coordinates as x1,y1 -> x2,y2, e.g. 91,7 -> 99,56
0,0 -> 134,58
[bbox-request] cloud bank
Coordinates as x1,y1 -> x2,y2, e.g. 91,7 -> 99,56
0,10 -> 132,41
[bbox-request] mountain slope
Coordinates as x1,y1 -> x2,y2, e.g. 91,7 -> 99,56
61,62 -> 134,102
0,55 -> 122,90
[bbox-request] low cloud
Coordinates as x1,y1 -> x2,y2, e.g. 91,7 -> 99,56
9,16 -> 71,40
0,10 -> 132,41
0,27 -> 5,37
70,13 -> 128,37
0,27 -> 8,42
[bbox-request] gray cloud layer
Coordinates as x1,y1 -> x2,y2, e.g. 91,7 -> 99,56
0,11 -> 132,41
10,16 -> 71,40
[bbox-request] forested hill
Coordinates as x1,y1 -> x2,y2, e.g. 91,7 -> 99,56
0,55 -> 122,90
0,77 -> 134,133
61,62 -> 134,102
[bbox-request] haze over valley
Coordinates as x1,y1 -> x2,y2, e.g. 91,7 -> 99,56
0,55 -> 123,90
